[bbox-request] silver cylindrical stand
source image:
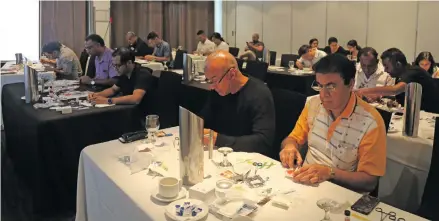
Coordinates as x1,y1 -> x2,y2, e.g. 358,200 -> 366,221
179,106 -> 204,186
403,82 -> 422,137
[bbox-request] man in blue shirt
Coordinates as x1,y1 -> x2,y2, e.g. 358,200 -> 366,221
144,32 -> 171,62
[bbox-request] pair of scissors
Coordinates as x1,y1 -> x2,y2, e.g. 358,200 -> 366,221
375,207 -> 406,221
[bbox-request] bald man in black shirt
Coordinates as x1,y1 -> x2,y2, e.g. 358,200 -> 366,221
201,50 -> 275,155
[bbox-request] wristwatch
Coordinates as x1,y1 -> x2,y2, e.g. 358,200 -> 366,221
328,167 -> 336,180
91,80 -> 95,86
107,98 -> 113,105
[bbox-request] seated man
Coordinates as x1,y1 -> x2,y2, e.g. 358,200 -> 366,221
238,33 -> 265,61
41,41 -> 82,80
126,31 -> 154,57
323,37 -> 349,56
80,34 -> 118,86
354,47 -> 394,90
280,54 -> 386,193
296,45 -> 327,70
356,48 -> 439,113
88,47 -> 153,106
145,31 -> 171,62
195,30 -> 215,56
201,50 -> 275,155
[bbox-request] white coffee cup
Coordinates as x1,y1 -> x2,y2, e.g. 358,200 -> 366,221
159,177 -> 182,198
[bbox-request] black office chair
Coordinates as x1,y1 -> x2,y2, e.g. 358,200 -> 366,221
229,47 -> 240,57
79,49 -> 96,78
269,51 -> 277,66
280,54 -> 300,68
418,120 -> 439,220
270,88 -> 306,161
236,58 -> 245,72
172,50 -> 187,69
156,71 -> 183,129
244,60 -> 268,82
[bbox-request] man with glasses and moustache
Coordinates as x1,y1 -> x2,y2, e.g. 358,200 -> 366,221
200,50 -> 275,155
280,54 -> 387,193
80,34 -> 118,86
88,47 -> 153,107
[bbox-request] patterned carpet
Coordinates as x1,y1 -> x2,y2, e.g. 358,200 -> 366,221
1,131 -> 75,221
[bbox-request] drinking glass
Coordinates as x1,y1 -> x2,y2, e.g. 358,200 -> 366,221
218,147 -> 233,167
289,61 -> 295,70
215,179 -> 234,199
316,198 -> 339,221
143,115 -> 160,144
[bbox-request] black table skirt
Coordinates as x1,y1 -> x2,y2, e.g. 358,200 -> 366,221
266,71 -> 318,96
2,83 -> 142,215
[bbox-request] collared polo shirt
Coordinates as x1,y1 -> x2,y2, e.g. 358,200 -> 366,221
94,47 -> 118,80
288,92 -> 386,176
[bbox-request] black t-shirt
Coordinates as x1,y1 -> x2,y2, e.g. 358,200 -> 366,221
115,65 -> 154,115
323,46 -> 349,56
398,66 -> 439,113
129,38 -> 154,57
200,77 -> 275,155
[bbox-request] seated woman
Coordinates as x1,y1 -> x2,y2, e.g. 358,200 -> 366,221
346,40 -> 361,62
414,51 -> 439,78
211,32 -> 229,52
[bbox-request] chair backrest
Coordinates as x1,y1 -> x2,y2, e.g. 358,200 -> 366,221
79,49 -> 96,78
236,58 -> 245,72
173,50 -> 187,69
269,51 -> 277,66
280,54 -> 300,68
244,60 -> 268,82
375,108 -> 392,132
229,47 -> 240,57
418,119 -> 439,220
157,71 -> 183,128
270,88 -> 306,161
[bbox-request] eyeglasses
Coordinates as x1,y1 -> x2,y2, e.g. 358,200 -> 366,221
311,80 -> 337,92
205,67 -> 233,85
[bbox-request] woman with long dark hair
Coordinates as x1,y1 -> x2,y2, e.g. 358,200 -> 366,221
211,32 -> 229,51
414,51 -> 439,78
347,40 -> 361,62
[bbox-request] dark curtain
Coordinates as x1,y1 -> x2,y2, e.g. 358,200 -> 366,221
40,1 -> 87,57
110,1 -> 214,52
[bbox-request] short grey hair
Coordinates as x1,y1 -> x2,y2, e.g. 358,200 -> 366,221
126,31 -> 136,37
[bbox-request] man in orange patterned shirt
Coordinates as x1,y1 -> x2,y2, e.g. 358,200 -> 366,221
280,54 -> 387,193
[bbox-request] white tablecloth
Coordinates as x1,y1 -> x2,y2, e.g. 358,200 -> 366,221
1,61 -> 55,129
379,111 -> 436,212
75,127 -> 425,221
134,59 -> 164,71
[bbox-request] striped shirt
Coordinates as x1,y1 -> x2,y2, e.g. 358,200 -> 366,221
288,93 -> 386,176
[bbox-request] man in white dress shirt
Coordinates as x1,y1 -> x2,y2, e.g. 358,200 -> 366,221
195,30 -> 215,56
353,47 -> 394,90
296,45 -> 327,70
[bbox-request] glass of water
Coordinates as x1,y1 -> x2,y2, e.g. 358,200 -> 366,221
289,61 -> 295,70
144,115 -> 160,144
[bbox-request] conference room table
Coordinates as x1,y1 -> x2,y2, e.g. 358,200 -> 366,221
377,109 -> 436,213
0,61 -> 55,129
75,126 -> 427,221
2,82 -> 142,215
266,66 -> 318,96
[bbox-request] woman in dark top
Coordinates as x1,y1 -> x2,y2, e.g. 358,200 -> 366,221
323,37 -> 349,56
347,40 -> 361,62
414,51 -> 439,78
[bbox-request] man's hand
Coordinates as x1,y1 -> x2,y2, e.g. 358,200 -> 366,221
88,92 -> 97,101
280,144 -> 303,168
365,95 -> 382,103
80,76 -> 92,84
145,55 -> 156,61
90,96 -> 108,104
292,164 -> 331,185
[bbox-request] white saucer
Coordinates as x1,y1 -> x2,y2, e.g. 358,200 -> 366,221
165,198 -> 208,221
151,187 -> 187,203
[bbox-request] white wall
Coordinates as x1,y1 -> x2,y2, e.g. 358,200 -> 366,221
223,1 -> 439,63
93,0 -> 111,48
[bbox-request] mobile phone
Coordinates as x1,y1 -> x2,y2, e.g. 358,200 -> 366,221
351,195 -> 380,215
